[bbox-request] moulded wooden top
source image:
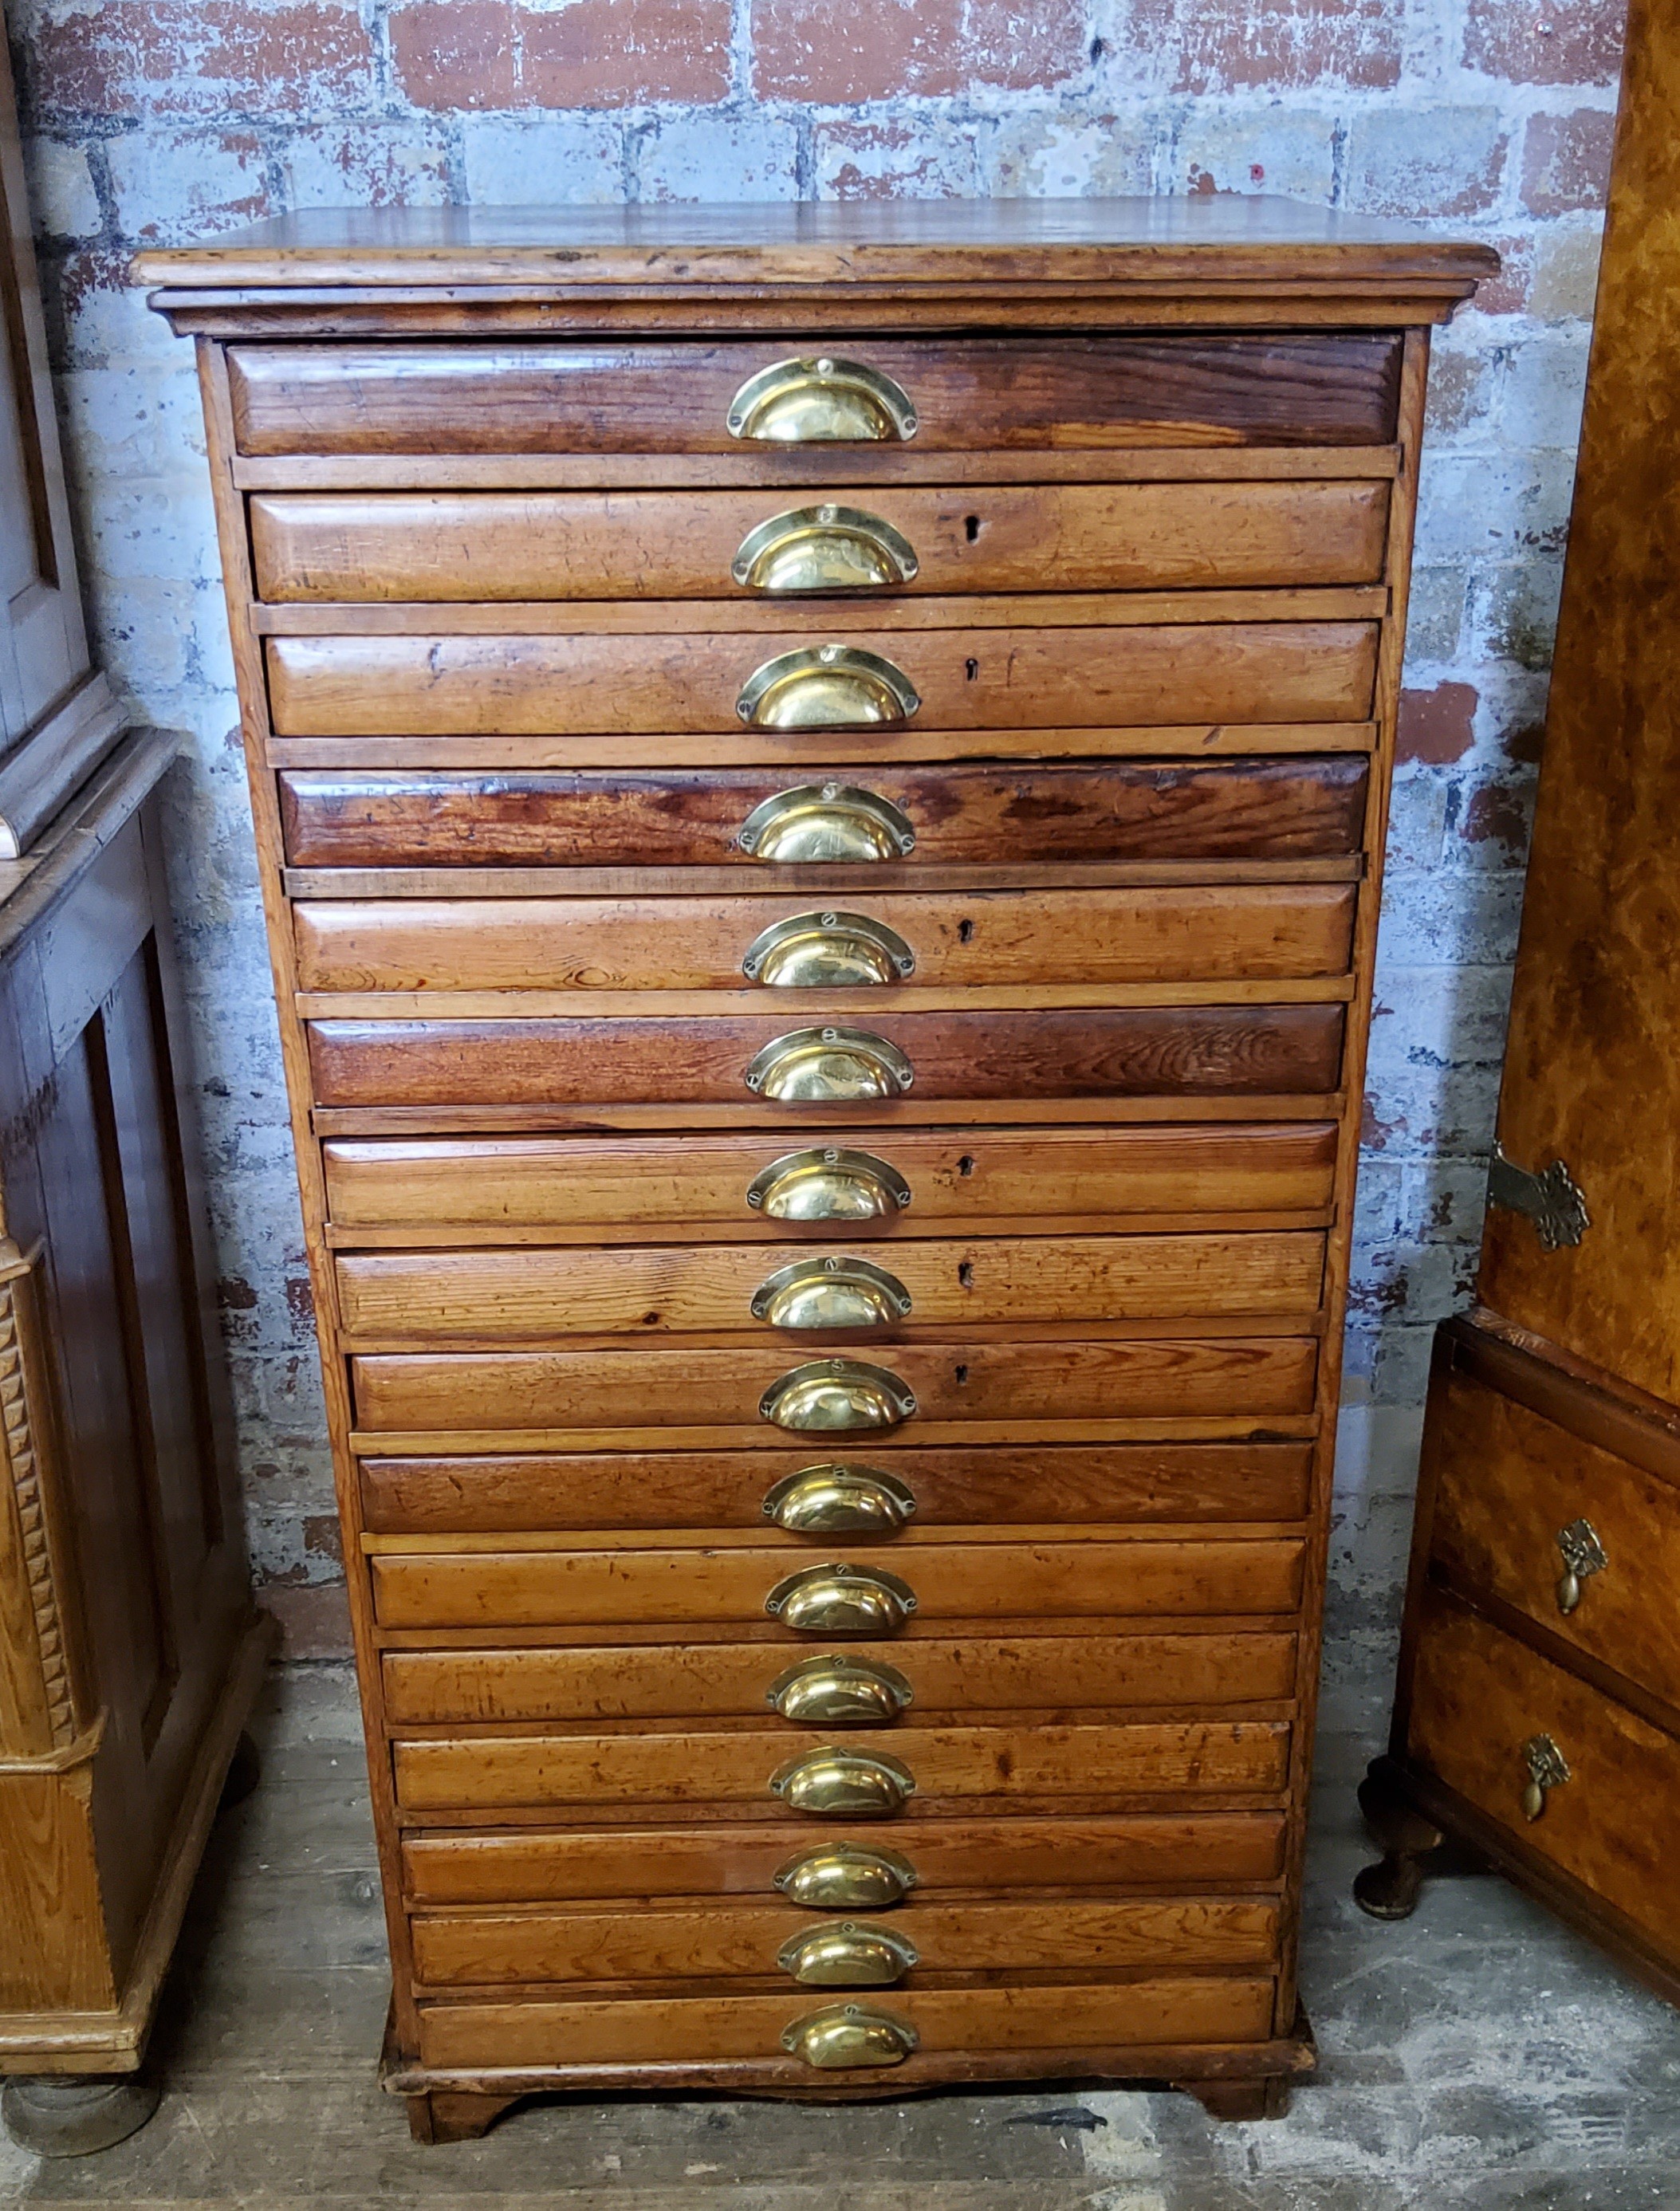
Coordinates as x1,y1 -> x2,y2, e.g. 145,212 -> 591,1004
136,198 -> 1497,295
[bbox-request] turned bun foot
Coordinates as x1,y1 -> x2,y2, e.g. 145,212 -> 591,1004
1355,1757 -> 1448,1921
1,2075 -> 163,2156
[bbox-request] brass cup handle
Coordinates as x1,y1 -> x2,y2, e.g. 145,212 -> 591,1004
759,1359 -> 917,1433
746,1147 -> 912,1222
762,1463 -> 918,1534
777,1921 -> 920,1988
1521,1732 -> 1571,1821
727,356 -> 919,444
744,1027 -> 914,1102
765,1561 -> 918,1635
732,505 -> 919,593
769,1745 -> 916,1817
768,1654 -> 914,1726
736,647 -> 920,730
737,783 -> 916,863
781,2001 -> 920,2068
1555,1517 -> 1607,1615
774,1842 -> 919,1909
742,911 -> 915,988
751,1256 -> 913,1330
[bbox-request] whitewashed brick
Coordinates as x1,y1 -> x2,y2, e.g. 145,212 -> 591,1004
986,109 -> 1156,196
1167,104 -> 1338,200
634,112 -> 799,203
22,135 -> 101,234
105,127 -> 270,242
458,114 -> 624,202
280,122 -> 453,207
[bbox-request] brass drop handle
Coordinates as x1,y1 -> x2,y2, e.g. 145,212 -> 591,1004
774,1841 -> 919,1909
1521,1732 -> 1570,1821
737,783 -> 916,863
781,2001 -> 920,2068
744,1027 -> 914,1102
777,1921 -> 919,1988
746,1147 -> 913,1222
767,1654 -> 914,1726
762,1463 -> 918,1534
737,647 -> 920,730
742,911 -> 916,988
759,1359 -> 917,1433
1555,1517 -> 1607,1615
751,1256 -> 913,1331
733,505 -> 919,593
727,356 -> 919,444
769,1745 -> 916,1817
765,1561 -> 919,1635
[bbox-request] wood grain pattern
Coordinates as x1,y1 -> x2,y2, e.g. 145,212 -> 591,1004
278,756 -> 1371,870
400,1811 -> 1289,1902
250,482 -> 1391,602
226,332 -> 1405,456
307,1004 -> 1347,1107
392,1718 -> 1293,1813
351,1336 -> 1320,1438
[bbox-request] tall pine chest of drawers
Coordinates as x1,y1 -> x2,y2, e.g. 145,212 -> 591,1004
140,203 -> 1493,2137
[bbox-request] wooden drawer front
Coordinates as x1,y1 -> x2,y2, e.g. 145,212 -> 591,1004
415,1977 -> 1276,2071
1429,1365 -> 1680,1713
1407,1593 -> 1679,1950
229,336 -> 1403,455
360,1440 -> 1316,1536
307,1005 -> 1347,1107
336,1233 -> 1328,1344
392,1719 -> 1292,1813
368,1537 -> 1305,1631
324,1124 -> 1341,1237
279,757 -> 1371,870
294,886 -> 1357,995
411,1894 -> 1281,1990
401,1811 -> 1289,1904
383,1631 -> 1299,1725
265,626 -> 1380,738
350,1336 -> 1320,1438
252,482 -> 1390,603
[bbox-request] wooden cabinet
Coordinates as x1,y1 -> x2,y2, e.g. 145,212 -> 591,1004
139,197 -> 1493,2136
1357,0 -> 1680,2011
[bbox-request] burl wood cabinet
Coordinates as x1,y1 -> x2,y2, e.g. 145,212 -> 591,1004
140,199 -> 1493,2136
1357,0 -> 1680,2005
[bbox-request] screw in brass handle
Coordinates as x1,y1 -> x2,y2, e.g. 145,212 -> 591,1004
769,1745 -> 916,1818
732,505 -> 920,593
1521,1732 -> 1571,1821
727,356 -> 919,444
759,1358 -> 918,1433
736,783 -> 916,864
762,1463 -> 918,1534
742,911 -> 916,989
736,646 -> 921,731
767,1654 -> 915,1726
746,1147 -> 913,1223
773,1841 -> 919,1909
776,1921 -> 920,1988
751,1256 -> 914,1331
1554,1517 -> 1607,1615
781,2001 -> 920,2068
765,1561 -> 919,1636
743,1028 -> 914,1103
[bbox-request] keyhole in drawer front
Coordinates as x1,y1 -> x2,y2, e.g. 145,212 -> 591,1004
958,1155 -> 975,1177
964,515 -> 982,542
957,1262 -> 974,1288
954,1363 -> 969,1384
964,658 -> 979,681
957,918 -> 974,943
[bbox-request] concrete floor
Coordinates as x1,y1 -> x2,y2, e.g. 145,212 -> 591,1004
4,1666 -> 1677,2211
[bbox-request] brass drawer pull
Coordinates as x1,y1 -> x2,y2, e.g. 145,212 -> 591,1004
760,1359 -> 917,1433
1555,1518 -> 1607,1615
727,356 -> 918,444
742,911 -> 915,988
781,2001 -> 919,2067
737,783 -> 916,863
744,1027 -> 914,1102
737,646 -> 920,730
746,1147 -> 912,1222
774,1842 -> 919,1909
762,1463 -> 917,1534
752,1256 -> 913,1330
765,1561 -> 918,1635
777,1921 -> 919,1987
733,505 -> 919,593
770,1745 -> 916,1817
768,1654 -> 914,1726
1521,1732 -> 1571,1821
